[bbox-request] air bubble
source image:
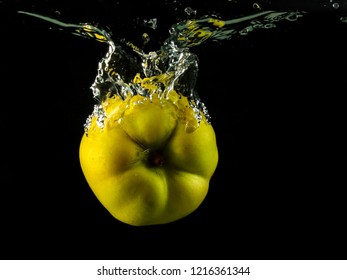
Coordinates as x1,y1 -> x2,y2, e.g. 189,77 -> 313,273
17,10 -> 306,133
184,7 -> 197,16
332,2 -> 340,9
142,33 -> 150,44
144,18 -> 157,30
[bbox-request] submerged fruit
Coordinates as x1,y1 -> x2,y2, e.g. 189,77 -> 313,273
79,91 -> 218,226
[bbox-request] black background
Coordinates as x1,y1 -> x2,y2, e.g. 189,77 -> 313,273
1,0 -> 346,260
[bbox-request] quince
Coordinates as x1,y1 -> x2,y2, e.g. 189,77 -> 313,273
79,91 -> 218,226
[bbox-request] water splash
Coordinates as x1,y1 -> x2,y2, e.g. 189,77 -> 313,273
17,10 -> 305,133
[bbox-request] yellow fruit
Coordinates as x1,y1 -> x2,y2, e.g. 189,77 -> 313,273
79,91 -> 218,226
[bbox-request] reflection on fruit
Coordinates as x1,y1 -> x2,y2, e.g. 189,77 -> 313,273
79,91 -> 218,226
